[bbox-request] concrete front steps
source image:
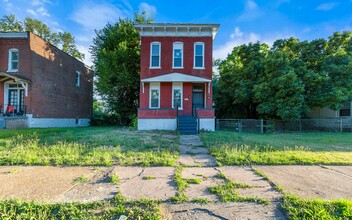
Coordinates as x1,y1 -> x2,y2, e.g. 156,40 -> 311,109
178,116 -> 197,135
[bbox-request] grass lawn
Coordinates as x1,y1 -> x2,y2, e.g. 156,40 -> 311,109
0,127 -> 179,166
282,195 -> 352,220
0,197 -> 162,220
200,131 -> 352,165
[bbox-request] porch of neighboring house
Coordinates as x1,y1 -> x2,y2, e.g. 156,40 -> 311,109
138,73 -> 215,133
0,72 -> 29,129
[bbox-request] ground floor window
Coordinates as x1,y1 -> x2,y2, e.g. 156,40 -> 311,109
149,82 -> 160,108
172,82 -> 183,109
339,102 -> 351,117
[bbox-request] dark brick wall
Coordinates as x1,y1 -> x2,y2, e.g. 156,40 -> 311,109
29,33 -> 92,118
0,32 -> 93,119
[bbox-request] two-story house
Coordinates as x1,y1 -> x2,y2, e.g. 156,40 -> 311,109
135,23 -> 219,134
0,32 -> 93,129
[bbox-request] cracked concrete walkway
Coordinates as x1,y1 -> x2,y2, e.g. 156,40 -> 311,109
177,135 -> 216,167
1,165 -> 352,219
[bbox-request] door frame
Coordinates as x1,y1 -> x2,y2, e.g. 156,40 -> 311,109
192,83 -> 205,109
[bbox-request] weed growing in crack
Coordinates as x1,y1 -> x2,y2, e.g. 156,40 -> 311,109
142,176 -> 156,180
73,176 -> 88,184
251,167 -> 284,193
193,198 -> 211,204
209,171 -> 269,204
171,192 -> 189,204
110,174 -> 120,184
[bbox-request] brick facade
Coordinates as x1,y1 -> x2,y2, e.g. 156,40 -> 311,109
0,32 -> 92,123
135,24 -> 219,131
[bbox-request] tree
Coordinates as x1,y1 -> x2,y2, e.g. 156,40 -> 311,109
0,14 -> 84,60
216,31 -> 352,120
91,14 -> 152,125
0,15 -> 23,31
254,51 -> 305,119
217,42 -> 269,118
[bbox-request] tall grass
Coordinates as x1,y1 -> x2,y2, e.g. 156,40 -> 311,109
282,195 -> 352,219
0,132 -> 178,166
209,144 -> 352,165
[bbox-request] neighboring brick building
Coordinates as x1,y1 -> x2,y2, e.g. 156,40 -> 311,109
135,23 -> 219,133
0,32 -> 93,128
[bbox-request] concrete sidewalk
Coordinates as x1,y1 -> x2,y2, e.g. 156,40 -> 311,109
0,165 -> 351,219
1,136 -> 351,219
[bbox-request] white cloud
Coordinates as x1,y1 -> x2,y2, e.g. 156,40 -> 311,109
76,44 -> 92,67
26,9 -> 37,16
237,0 -> 262,21
316,2 -> 337,11
213,27 -> 293,60
138,2 -> 157,19
2,0 -> 13,11
37,6 -> 50,17
230,27 -> 244,39
71,3 -> 130,30
247,0 -> 258,10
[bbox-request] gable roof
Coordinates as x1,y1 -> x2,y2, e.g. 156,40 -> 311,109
141,72 -> 211,83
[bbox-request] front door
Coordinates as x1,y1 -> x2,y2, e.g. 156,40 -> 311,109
192,84 -> 204,109
8,87 -> 25,114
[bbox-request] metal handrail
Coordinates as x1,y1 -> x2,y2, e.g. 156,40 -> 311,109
176,107 -> 179,132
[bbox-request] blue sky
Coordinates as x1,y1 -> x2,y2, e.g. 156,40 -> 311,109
1,0 -> 352,66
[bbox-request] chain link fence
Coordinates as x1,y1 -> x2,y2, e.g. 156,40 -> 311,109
216,118 -> 352,133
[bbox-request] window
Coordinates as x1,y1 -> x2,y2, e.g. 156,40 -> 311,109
8,48 -> 19,72
150,42 -> 161,68
76,71 -> 81,87
173,42 -> 183,68
194,42 -> 204,68
149,83 -> 160,108
339,102 -> 351,117
172,83 -> 183,109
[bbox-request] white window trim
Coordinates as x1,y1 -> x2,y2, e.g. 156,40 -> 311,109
194,42 -> 205,69
8,48 -> 19,72
149,82 -> 160,108
3,80 -> 25,108
76,71 -> 81,87
172,42 -> 183,69
172,82 -> 183,110
150,42 -> 161,69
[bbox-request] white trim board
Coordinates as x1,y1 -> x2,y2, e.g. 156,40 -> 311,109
142,72 -> 211,83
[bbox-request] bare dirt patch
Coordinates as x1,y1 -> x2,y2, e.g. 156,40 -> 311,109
255,165 -> 352,199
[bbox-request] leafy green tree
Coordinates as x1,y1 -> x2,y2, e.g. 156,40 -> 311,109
217,42 -> 269,118
91,15 -> 146,125
0,14 -> 23,31
216,31 -> 352,120
0,14 -> 84,60
254,51 -> 305,119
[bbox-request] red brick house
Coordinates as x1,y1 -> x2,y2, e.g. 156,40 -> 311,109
0,32 -> 92,129
135,23 -> 219,133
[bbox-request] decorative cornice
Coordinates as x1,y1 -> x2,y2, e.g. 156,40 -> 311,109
0,32 -> 28,39
135,23 -> 220,39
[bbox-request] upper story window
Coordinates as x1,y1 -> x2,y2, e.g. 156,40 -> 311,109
173,42 -> 183,68
8,48 -> 19,72
150,42 -> 161,68
150,82 -> 160,108
76,71 -> 81,87
194,42 -> 204,69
